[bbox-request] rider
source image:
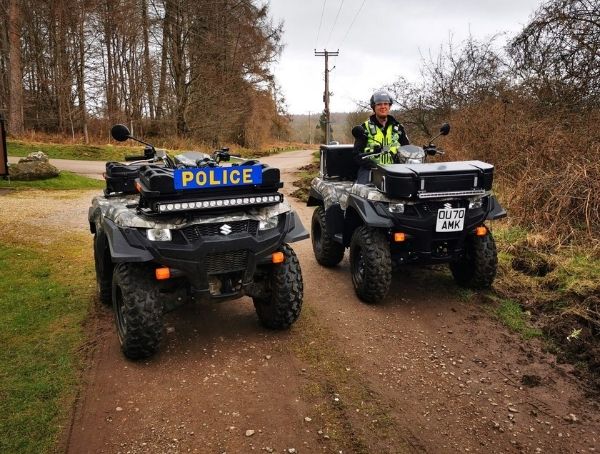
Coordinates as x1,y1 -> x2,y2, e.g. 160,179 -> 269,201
352,90 -> 409,183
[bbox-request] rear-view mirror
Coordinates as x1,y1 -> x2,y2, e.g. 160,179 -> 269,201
111,124 -> 131,142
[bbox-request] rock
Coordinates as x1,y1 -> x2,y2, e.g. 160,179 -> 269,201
287,449 -> 297,454
9,159 -> 59,180
563,413 -> 578,423
116,407 -> 123,412
245,429 -> 255,437
19,151 -> 49,163
304,417 -> 312,422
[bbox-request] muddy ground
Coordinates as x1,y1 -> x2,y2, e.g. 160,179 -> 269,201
5,151 -> 598,453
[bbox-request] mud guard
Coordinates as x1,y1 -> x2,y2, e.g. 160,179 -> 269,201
346,194 -> 394,228
325,203 -> 345,239
284,211 -> 309,243
487,196 -> 507,220
306,187 -> 323,207
103,218 -> 154,262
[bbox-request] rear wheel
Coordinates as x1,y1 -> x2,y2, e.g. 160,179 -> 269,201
112,263 -> 163,359
349,226 -> 391,304
311,206 -> 345,267
253,244 -> 303,329
450,232 -> 498,289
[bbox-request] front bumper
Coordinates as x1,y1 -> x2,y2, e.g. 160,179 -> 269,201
102,211 -> 307,292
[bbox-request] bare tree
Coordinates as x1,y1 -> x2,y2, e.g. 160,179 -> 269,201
8,0 -> 23,134
509,0 -> 600,107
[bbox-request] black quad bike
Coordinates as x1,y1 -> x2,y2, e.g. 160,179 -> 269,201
307,123 -> 506,304
89,125 -> 308,359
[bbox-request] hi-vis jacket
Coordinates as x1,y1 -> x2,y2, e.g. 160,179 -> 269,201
357,114 -> 409,165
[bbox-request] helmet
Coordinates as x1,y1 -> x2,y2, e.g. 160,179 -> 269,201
370,90 -> 393,109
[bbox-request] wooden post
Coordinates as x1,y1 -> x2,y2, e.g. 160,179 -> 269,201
0,115 -> 8,176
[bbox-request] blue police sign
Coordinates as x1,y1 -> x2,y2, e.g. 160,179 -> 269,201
174,165 -> 263,190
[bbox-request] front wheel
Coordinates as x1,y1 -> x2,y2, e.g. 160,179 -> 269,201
349,226 -> 392,304
311,206 -> 345,267
112,263 -> 163,359
253,244 -> 303,329
450,231 -> 498,289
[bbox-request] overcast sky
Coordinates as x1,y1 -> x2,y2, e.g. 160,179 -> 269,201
267,0 -> 543,114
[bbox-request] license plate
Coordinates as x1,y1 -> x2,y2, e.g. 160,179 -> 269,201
174,165 -> 262,190
436,208 -> 465,232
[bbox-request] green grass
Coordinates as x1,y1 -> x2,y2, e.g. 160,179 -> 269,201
551,252 -> 600,297
8,140 -> 140,162
7,139 -> 307,163
494,298 -> 542,339
0,171 -> 105,190
0,242 -> 92,453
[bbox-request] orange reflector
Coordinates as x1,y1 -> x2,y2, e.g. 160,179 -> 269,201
394,232 -> 406,242
475,226 -> 488,236
155,267 -> 171,280
135,181 -> 142,193
272,252 -> 285,264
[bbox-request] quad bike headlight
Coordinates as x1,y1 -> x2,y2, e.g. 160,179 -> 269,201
259,215 -> 279,231
388,203 -> 405,214
469,197 -> 483,209
147,228 -> 172,241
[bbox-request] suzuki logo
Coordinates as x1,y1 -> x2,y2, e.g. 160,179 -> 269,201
220,224 -> 232,235
444,203 -> 452,209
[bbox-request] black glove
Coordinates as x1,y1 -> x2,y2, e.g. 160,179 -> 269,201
424,145 -> 437,156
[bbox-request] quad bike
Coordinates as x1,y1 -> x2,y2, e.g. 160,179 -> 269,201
89,125 -> 308,359
307,123 -> 506,304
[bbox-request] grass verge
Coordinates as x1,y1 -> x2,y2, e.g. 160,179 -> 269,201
0,236 -> 93,453
0,171 -> 105,190
8,140 -> 140,162
7,139 -> 310,162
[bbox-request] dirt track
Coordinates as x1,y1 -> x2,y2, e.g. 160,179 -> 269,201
14,151 -> 598,453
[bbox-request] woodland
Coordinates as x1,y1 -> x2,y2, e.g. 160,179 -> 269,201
0,0 -> 288,147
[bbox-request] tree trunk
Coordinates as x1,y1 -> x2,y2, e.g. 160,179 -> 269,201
8,0 -> 24,134
141,0 -> 155,120
77,1 -> 89,144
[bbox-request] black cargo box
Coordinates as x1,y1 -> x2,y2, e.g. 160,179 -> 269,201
320,144 -> 358,180
371,161 -> 494,199
104,161 -> 144,195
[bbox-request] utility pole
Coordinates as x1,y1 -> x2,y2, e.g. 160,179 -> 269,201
307,111 -> 312,145
314,49 -> 339,144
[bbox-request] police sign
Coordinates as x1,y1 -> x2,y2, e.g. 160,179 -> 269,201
174,165 -> 262,190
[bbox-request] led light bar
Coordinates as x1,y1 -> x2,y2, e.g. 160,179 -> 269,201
156,193 -> 283,213
418,189 -> 486,199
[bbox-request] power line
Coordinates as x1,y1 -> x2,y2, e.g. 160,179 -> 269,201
314,0 -> 328,49
338,0 -> 367,47
325,0 -> 345,48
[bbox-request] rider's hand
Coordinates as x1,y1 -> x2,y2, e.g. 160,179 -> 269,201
424,145 -> 437,156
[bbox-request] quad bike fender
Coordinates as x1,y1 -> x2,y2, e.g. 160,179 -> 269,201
325,203 -> 345,237
306,187 -> 323,207
346,194 -> 394,228
103,218 -> 154,262
284,211 -> 310,243
487,196 -> 507,220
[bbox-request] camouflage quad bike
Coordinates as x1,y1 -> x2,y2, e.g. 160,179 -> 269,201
89,125 -> 308,359
307,123 -> 506,303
